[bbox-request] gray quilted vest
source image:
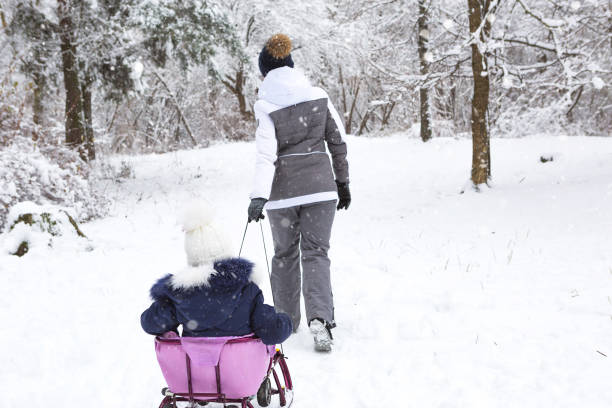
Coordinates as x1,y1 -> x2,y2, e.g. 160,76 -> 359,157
267,97 -> 347,201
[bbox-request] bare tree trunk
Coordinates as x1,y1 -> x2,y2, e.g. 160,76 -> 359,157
234,69 -> 251,120
467,0 -> 493,186
32,77 -> 44,128
357,109 -> 371,135
81,72 -> 95,160
381,101 -> 396,129
418,0 -> 432,142
0,3 -> 7,28
435,82 -> 455,120
338,67 -> 361,135
566,85 -> 584,121
58,0 -> 86,161
450,84 -> 456,122
609,9 -> 612,49
217,15 -> 256,124
220,64 -> 253,122
32,47 -> 45,135
339,66 -> 350,133
153,70 -> 197,145
77,0 -> 94,159
346,79 -> 360,135
338,66 -> 353,134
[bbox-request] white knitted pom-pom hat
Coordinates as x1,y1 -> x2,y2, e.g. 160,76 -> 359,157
180,200 -> 233,267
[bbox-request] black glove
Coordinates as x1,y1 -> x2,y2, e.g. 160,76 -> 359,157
336,181 -> 351,210
248,198 -> 267,222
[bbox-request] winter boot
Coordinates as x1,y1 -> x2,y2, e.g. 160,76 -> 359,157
309,318 -> 333,352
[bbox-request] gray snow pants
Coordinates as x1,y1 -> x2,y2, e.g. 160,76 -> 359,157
267,200 -> 336,330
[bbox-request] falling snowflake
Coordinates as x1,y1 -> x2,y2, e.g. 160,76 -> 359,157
502,76 -> 513,89
130,61 -> 144,80
592,76 -> 605,90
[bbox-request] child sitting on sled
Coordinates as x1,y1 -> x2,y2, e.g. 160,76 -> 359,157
141,202 -> 292,345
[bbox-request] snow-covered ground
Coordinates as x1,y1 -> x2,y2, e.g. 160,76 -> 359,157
1,135 -> 612,407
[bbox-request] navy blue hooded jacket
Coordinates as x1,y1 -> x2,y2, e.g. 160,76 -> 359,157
141,258 -> 292,345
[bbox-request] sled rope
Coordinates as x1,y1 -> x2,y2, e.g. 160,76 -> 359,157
260,222 -> 271,279
238,220 -> 249,257
239,220 -> 285,354
238,220 -> 272,279
258,221 -> 285,354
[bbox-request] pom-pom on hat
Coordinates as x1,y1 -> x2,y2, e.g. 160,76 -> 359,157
181,200 -> 233,267
259,33 -> 294,77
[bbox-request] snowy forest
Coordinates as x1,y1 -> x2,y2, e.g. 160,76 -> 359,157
1,1 -> 611,407
1,0 -> 611,224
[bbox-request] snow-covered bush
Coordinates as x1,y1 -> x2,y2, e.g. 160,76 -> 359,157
94,159 -> 136,183
2,202 -> 88,256
0,137 -> 109,230
494,104 -> 571,138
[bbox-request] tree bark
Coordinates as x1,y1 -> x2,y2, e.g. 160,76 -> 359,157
58,0 -> 86,161
81,73 -> 95,160
381,101 -> 396,129
418,0 -> 432,142
467,0 -> 493,186
339,66 -> 349,133
346,79 -> 360,135
0,3 -> 7,28
357,109 -> 371,135
450,84 -> 456,122
32,48 -> 45,132
235,69 -> 252,121
220,65 -> 253,122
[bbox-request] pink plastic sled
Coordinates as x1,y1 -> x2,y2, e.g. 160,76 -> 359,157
155,332 -> 293,408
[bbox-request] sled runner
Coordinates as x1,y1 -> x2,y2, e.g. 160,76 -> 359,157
155,332 -> 293,408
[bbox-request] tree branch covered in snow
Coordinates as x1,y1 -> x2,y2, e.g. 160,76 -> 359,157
0,0 -> 610,159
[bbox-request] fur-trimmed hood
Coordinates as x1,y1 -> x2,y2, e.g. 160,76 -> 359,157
150,258 -> 258,300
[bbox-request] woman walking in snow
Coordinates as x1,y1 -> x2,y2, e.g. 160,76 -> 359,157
247,34 -> 351,352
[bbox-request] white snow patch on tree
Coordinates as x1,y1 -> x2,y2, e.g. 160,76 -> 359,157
542,18 -> 565,27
